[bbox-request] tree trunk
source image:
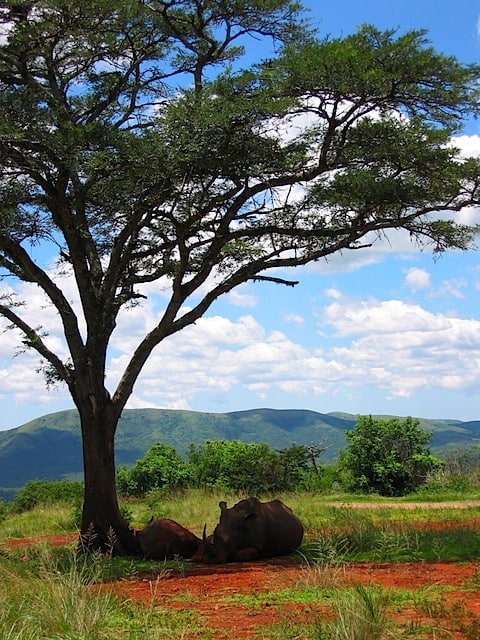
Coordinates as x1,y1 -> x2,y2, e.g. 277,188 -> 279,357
78,405 -> 139,556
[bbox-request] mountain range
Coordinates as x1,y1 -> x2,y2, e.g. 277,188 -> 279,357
1,407 -> 480,500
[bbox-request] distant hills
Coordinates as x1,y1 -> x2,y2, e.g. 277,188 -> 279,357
1,407 -> 480,500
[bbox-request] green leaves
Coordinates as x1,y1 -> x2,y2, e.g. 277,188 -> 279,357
342,416 -> 443,496
116,443 -> 192,496
1,0 -> 480,435
273,25 -> 480,127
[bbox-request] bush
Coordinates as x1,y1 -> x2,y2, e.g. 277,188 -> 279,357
341,416 -> 443,496
11,479 -> 84,513
116,442 -> 193,497
187,439 -> 314,493
187,439 -> 277,493
116,439 -> 326,496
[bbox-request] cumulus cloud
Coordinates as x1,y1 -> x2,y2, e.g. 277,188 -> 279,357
3,272 -> 480,422
404,267 -> 431,292
321,292 -> 480,399
226,286 -> 257,307
451,134 -> 480,158
100,288 -> 480,413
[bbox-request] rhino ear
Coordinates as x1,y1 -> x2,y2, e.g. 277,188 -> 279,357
219,501 -> 227,511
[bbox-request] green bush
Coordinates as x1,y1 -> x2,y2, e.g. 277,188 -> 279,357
341,416 -> 443,496
116,442 -> 193,497
0,499 -> 7,523
188,439 -> 312,493
11,479 -> 84,513
299,464 -> 343,493
187,439 -> 275,493
117,439 -> 325,496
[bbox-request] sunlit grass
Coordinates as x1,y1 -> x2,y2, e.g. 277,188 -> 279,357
300,506 -> 480,563
128,487 -> 247,536
0,501 -> 77,542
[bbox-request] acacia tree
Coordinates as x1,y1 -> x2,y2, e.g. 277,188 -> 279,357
1,0 -> 480,553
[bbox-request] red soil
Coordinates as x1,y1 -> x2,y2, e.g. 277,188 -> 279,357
110,557 -> 480,638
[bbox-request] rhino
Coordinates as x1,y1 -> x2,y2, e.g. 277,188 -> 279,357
191,497 -> 304,564
135,518 -> 201,560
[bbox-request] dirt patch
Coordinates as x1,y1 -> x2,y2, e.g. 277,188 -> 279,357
108,557 -> 480,638
3,533 -> 78,549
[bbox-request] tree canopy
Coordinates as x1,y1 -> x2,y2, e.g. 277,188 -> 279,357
341,415 -> 443,496
0,0 -> 479,552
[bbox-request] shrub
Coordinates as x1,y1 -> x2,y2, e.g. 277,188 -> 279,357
116,442 -> 193,497
0,499 -> 7,522
187,439 -> 314,493
341,416 -> 443,496
11,479 -> 84,513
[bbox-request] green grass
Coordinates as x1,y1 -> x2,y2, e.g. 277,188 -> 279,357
0,545 -> 210,639
130,487 -> 242,534
0,501 -> 77,541
299,505 -> 480,563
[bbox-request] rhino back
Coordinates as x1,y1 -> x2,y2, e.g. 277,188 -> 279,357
255,500 -> 303,556
136,518 -> 200,559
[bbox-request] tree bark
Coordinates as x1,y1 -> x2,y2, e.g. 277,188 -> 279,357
78,404 -> 139,555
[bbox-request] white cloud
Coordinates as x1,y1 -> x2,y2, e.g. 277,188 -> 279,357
404,267 -> 431,292
3,274 -> 480,422
101,288 -> 480,412
321,292 -> 480,399
451,134 -> 480,158
226,286 -> 257,307
284,312 -> 304,324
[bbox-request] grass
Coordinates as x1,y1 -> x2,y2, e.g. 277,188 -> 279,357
0,545 -> 208,640
114,487 -> 246,537
0,501 -> 78,540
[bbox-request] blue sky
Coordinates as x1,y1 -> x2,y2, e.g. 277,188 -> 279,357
1,0 -> 480,430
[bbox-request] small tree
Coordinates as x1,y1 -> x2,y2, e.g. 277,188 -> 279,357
116,442 -> 192,497
341,416 -> 443,496
11,479 -> 84,513
276,444 -> 311,489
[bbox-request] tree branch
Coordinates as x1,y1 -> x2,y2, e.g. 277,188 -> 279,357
0,303 -> 73,385
251,275 -> 299,287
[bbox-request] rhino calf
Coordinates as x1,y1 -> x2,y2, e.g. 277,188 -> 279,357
136,518 -> 201,560
192,497 -> 304,564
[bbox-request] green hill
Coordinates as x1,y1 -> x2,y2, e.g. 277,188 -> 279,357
0,407 -> 479,500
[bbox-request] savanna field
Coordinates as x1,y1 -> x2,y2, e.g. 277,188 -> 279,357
2,489 -> 480,639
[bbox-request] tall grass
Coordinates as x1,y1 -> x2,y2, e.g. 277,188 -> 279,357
131,487 -> 245,534
325,585 -> 390,640
0,546 -> 204,640
301,506 -> 480,563
0,502 -> 77,542
0,547 -> 120,640
265,583 -> 391,640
